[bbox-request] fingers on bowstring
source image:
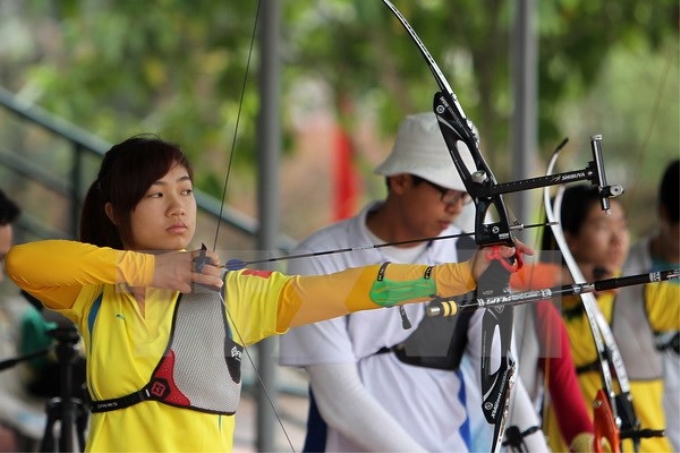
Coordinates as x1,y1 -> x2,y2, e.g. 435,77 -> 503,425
192,246 -> 222,272
189,247 -> 224,290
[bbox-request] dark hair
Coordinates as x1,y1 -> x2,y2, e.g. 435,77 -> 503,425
541,184 -> 604,253
0,189 -> 20,226
79,135 -> 193,248
659,159 -> 679,223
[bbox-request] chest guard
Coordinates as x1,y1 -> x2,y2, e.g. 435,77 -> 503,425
612,283 -> 662,380
378,309 -> 474,371
612,241 -> 663,381
90,286 -> 244,414
375,235 -> 476,371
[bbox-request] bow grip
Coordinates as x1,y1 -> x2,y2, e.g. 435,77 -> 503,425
193,243 -> 209,273
477,246 -> 522,297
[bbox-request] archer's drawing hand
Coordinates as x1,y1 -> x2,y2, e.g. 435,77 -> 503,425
152,248 -> 223,293
469,239 -> 534,282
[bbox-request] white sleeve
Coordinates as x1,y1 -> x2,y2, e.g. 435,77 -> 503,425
464,311 -> 493,452
505,379 -> 551,452
278,240 -> 356,367
504,328 -> 550,452
307,362 -> 427,453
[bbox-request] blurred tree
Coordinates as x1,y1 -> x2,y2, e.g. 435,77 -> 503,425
0,0 -> 677,234
284,0 -> 678,175
1,0 -> 262,196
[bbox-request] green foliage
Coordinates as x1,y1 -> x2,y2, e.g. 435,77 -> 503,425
0,0 -> 677,227
2,0 -> 263,198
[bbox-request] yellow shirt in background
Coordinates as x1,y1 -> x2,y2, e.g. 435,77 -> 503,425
545,283 -> 679,453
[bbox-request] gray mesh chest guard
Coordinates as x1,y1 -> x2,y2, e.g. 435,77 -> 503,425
91,286 -> 244,414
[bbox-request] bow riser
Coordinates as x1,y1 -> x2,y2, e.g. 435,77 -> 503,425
543,149 -> 620,410
380,2 -> 633,453
381,3 -> 518,451
433,95 -> 515,247
543,145 -> 646,452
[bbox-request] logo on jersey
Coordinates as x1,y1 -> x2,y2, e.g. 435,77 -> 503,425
243,269 -> 274,278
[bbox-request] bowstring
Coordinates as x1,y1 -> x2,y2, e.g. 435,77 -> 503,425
220,291 -> 297,452
533,142 -> 567,430
505,138 -> 568,447
208,1 -> 296,450
220,223 -> 548,270
212,0 -> 262,251
515,45 -> 676,449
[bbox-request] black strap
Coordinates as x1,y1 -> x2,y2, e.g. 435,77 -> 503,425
372,309 -> 474,371
91,387 -> 152,413
502,425 -> 540,452
657,332 -> 680,355
562,303 -> 584,321
576,360 -> 601,375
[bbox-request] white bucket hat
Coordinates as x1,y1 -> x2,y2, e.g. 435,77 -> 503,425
375,112 -> 476,192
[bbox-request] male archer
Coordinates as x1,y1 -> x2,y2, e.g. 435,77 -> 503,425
279,113 -> 550,452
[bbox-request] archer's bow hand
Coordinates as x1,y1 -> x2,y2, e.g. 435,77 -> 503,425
469,239 -> 534,283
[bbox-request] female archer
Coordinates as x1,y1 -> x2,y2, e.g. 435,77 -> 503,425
542,184 -> 678,452
5,135 -> 528,452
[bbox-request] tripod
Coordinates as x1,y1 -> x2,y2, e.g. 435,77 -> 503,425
0,325 -> 89,452
38,326 -> 88,453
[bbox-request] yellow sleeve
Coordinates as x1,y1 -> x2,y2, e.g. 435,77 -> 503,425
6,240 -> 155,310
222,262 -> 474,345
646,281 -> 680,331
279,261 -> 475,330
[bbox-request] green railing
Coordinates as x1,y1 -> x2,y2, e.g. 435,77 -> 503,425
0,86 -> 295,255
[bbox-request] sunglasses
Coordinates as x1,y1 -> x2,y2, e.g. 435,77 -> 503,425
411,175 -> 472,205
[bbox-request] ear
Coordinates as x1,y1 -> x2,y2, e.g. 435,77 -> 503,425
564,231 -> 580,256
104,202 -> 118,225
388,174 -> 410,195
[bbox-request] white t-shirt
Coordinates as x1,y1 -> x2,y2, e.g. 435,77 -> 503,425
279,202 -> 547,452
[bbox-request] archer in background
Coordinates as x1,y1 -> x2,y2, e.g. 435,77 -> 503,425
508,262 -> 596,452
5,135 -> 527,452
279,113 -> 551,452
628,159 -> 678,451
0,188 -> 23,451
0,189 -> 90,453
542,184 -> 679,452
